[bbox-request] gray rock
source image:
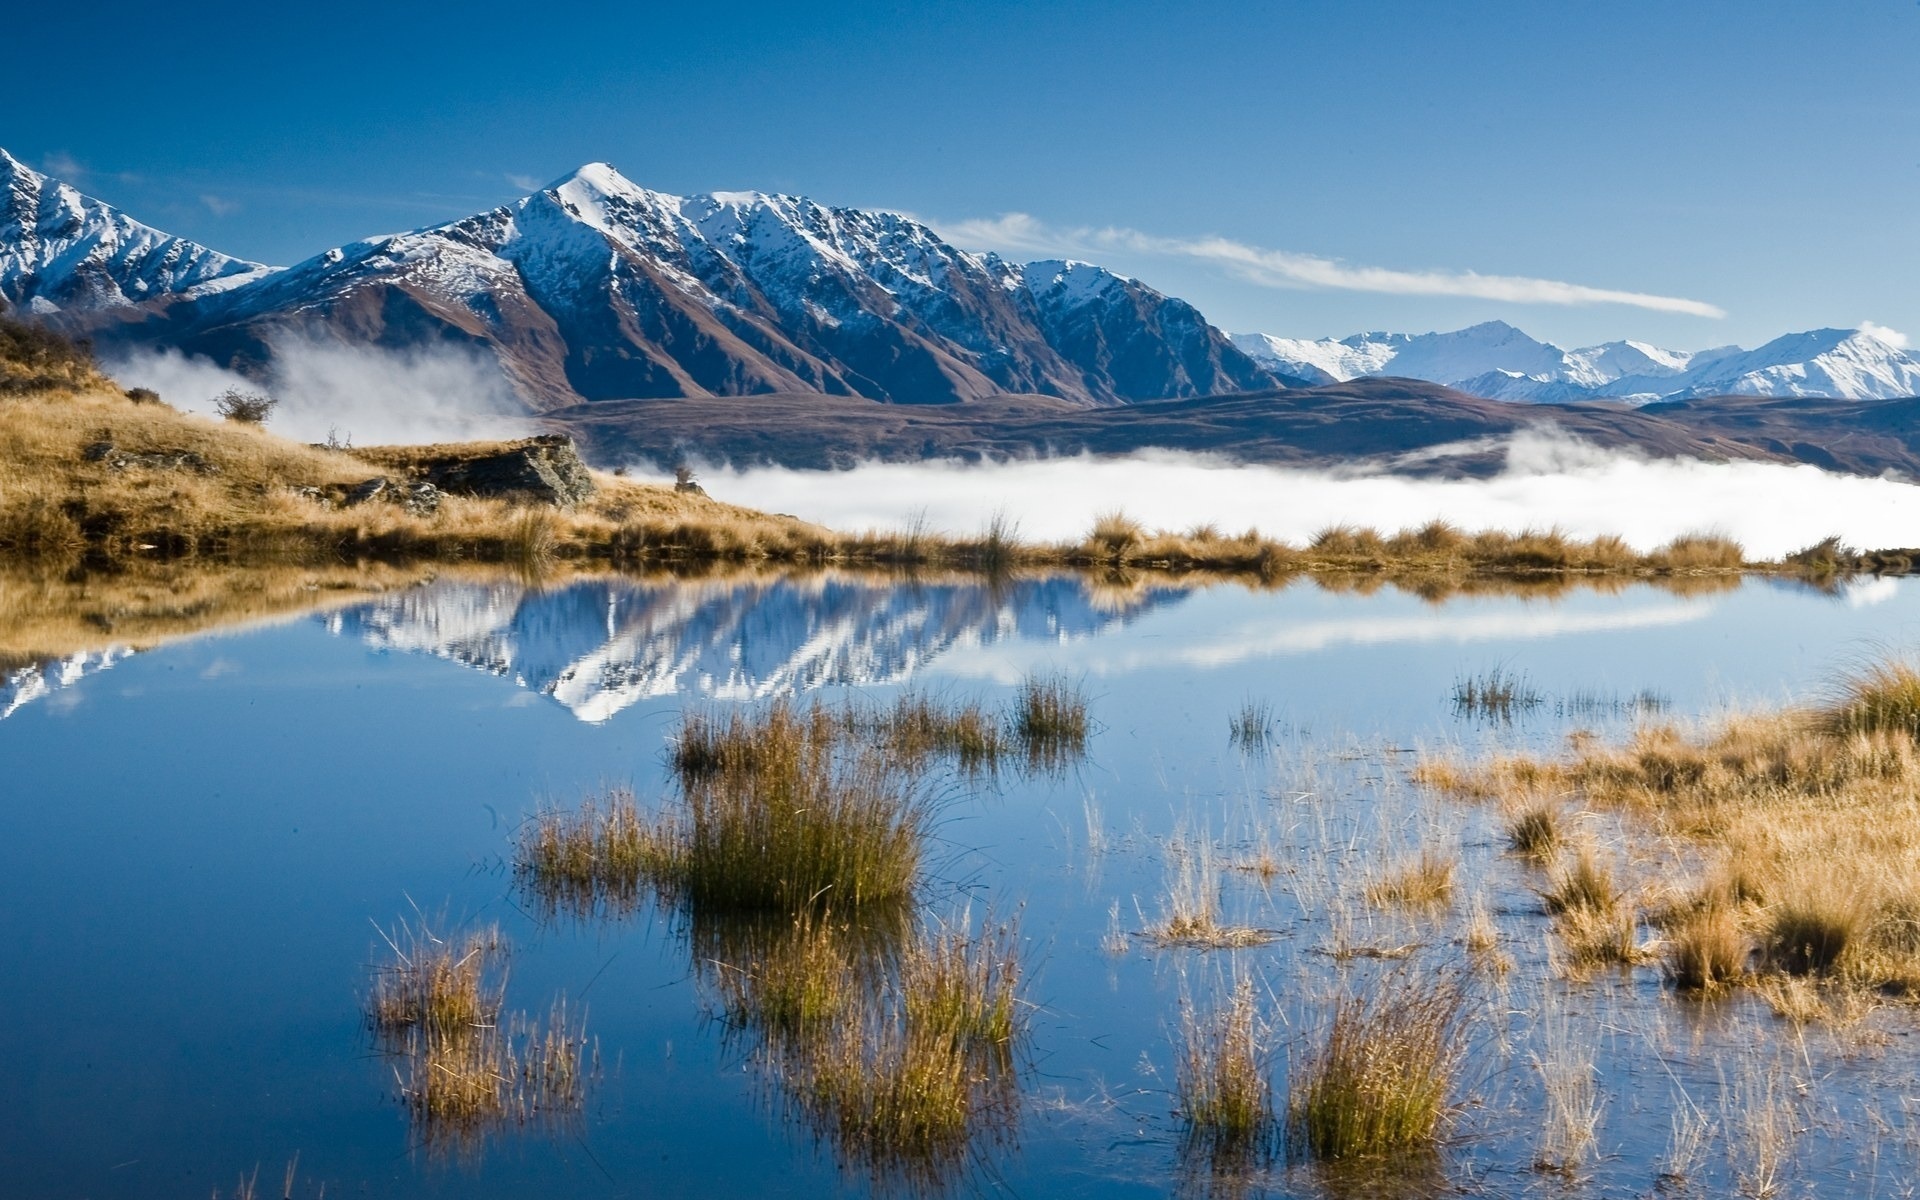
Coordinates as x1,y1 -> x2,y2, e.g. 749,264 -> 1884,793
344,476 -> 441,517
418,434 -> 595,506
81,439 -> 215,473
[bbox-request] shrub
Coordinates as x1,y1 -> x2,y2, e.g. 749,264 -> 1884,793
213,387 -> 277,424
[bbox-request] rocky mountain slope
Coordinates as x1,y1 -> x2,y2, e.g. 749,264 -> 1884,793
1233,320 -> 1920,404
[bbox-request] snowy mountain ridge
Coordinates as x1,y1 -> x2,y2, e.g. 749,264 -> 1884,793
1232,320 -> 1920,404
13,152 -> 1279,410
0,150 -> 273,312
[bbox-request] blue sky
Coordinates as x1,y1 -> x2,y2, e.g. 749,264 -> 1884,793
8,1 -> 1917,350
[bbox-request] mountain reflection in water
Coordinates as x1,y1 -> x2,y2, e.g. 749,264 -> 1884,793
323,574 -> 1188,722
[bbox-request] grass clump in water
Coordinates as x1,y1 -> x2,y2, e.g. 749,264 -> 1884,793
1504,801 -> 1562,858
1364,849 -> 1457,910
365,920 -> 595,1158
1177,976 -> 1277,1171
1010,672 -> 1089,769
513,786 -> 662,920
1285,969 -> 1468,1162
367,919 -> 507,1041
843,691 -> 1007,775
1451,666 -> 1544,722
1663,896 -> 1748,992
663,700 -> 931,914
1228,697 -> 1274,751
789,915 -> 1026,1188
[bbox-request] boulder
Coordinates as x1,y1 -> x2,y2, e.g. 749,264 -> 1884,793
418,435 -> 596,506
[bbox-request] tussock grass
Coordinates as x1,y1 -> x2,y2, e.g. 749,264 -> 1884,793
1011,672 -> 1089,769
659,701 -> 931,915
1662,897 -> 1748,992
513,787 -> 663,920
1504,801 -> 1563,858
394,997 -> 594,1157
1364,849 -> 1457,910
1177,977 -> 1276,1169
841,691 -> 1008,775
365,919 -> 594,1157
1540,846 -> 1618,917
1418,651 -> 1920,1007
780,915 -> 1026,1188
1285,969 -> 1469,1162
1823,655 -> 1920,739
368,920 -> 507,1041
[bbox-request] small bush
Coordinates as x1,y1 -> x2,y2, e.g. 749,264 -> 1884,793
213,387 -> 277,424
124,386 -> 161,405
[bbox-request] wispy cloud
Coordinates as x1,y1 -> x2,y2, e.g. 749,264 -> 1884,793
505,172 -> 544,192
934,212 -> 1726,318
199,193 -> 240,217
1859,320 -> 1910,350
41,151 -> 88,181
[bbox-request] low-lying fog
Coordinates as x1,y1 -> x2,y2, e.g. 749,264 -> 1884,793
677,431 -> 1919,560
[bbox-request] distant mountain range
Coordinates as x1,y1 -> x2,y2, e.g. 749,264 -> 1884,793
5,146 -> 1914,417
0,149 -> 1284,409
1232,319 -> 1920,404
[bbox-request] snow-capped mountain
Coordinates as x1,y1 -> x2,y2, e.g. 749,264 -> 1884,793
38,155 -> 1279,409
0,150 -> 272,313
1,647 -> 136,721
1232,320 -> 1920,404
325,573 -> 1184,723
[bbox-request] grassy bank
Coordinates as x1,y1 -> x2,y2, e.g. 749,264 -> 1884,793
0,374 -> 1828,587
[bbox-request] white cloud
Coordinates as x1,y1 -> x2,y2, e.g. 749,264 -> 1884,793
933,212 -> 1726,318
199,193 -> 240,217
505,172 -> 544,192
679,429 -> 1920,560
1859,320 -> 1910,350
102,335 -> 530,446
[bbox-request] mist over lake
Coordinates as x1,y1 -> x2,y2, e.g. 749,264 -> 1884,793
685,431 -> 1920,559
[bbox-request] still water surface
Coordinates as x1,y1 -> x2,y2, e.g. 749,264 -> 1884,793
5,571 -> 1919,1197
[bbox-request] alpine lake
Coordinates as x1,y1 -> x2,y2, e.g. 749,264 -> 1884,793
7,563 -> 1920,1199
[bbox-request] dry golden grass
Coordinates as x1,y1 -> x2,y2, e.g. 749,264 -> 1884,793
1419,655 -> 1920,1006
0,379 -> 1802,592
1364,849 -> 1457,910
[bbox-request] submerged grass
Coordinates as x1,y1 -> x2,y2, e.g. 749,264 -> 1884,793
1451,666 -> 1544,722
